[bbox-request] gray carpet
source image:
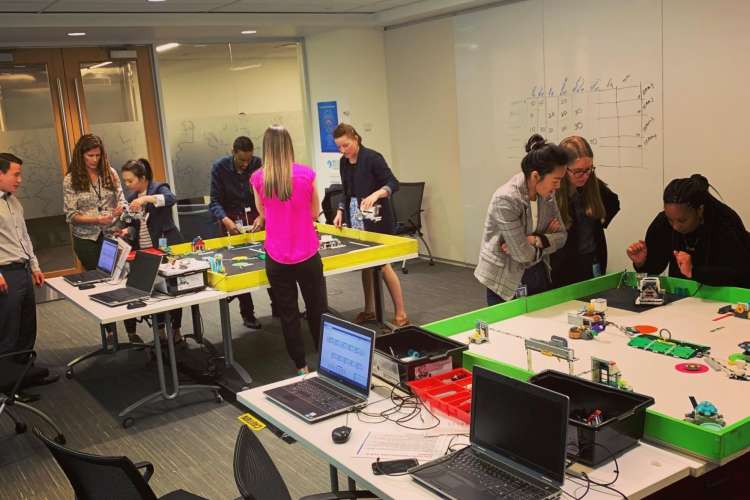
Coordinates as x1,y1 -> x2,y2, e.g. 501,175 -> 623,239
0,260 -> 485,499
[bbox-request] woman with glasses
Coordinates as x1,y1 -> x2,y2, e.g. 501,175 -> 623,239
475,134 -> 569,305
626,174 -> 750,288
550,136 -> 620,288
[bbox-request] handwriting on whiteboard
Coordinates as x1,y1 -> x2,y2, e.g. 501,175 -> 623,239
508,76 -> 658,169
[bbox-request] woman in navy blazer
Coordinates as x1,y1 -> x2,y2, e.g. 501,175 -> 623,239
120,159 -> 184,344
332,124 -> 408,327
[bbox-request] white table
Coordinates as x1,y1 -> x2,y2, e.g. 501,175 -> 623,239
238,375 -> 701,500
47,277 -> 225,427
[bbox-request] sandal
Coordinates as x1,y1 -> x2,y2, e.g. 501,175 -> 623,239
354,311 -> 376,324
392,316 -> 410,328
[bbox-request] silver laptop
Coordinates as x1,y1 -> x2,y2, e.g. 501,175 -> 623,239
410,366 -> 569,500
89,251 -> 163,307
64,237 -> 119,286
264,314 -> 375,423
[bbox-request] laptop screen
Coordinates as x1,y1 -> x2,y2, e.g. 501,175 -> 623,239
126,251 -> 163,293
471,367 -> 569,486
318,314 -> 374,397
97,238 -> 119,274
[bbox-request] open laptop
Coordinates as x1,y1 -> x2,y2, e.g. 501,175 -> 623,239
89,251 -> 163,307
64,237 -> 119,286
410,366 -> 569,500
264,314 -> 375,423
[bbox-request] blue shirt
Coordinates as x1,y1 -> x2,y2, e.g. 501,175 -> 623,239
208,154 -> 262,221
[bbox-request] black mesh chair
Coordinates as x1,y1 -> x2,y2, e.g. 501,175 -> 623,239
176,201 -> 220,243
1,350 -> 65,444
233,426 -> 376,500
390,181 -> 435,273
34,427 -> 207,500
321,184 -> 345,224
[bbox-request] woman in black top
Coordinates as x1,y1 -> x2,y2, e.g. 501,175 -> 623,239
551,136 -> 620,287
332,124 -> 408,326
626,174 -> 750,288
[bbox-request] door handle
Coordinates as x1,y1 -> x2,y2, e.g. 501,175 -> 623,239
73,77 -> 85,134
55,78 -> 72,164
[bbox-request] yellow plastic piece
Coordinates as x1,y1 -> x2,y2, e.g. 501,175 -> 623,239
238,412 -> 266,431
171,224 -> 418,292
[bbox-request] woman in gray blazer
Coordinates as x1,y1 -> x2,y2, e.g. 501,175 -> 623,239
475,134 -> 570,305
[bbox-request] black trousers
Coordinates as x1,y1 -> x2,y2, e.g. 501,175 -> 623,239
123,310 -> 183,334
0,265 -> 36,356
551,251 -> 599,289
265,252 -> 324,369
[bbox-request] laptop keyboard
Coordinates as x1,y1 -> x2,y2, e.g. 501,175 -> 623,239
71,270 -> 107,282
288,378 -> 360,412
450,450 -> 552,499
94,288 -> 146,303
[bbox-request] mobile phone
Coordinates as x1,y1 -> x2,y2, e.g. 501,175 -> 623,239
371,458 -> 419,475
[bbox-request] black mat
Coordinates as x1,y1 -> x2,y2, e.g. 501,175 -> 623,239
577,286 -> 688,313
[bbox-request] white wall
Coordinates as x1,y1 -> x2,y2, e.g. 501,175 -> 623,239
384,19 -> 464,262
305,28 -> 392,192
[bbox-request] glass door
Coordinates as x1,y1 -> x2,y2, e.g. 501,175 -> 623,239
0,47 -> 167,276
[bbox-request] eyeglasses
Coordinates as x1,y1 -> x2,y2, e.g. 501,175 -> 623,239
568,166 -> 596,177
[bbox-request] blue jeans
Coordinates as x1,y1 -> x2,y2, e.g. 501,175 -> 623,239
486,262 -> 551,306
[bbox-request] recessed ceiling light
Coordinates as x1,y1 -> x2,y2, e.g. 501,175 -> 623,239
155,42 -> 180,53
67,32 -> 86,37
241,30 -> 257,35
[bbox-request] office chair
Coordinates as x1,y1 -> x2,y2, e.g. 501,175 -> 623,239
233,426 -> 377,500
390,182 -> 435,273
34,427 -> 208,500
321,184 -> 345,224
0,350 -> 65,444
176,202 -> 220,242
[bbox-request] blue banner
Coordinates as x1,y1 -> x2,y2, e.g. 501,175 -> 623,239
317,101 -> 339,153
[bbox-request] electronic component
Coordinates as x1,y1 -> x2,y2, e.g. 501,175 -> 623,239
635,275 -> 664,306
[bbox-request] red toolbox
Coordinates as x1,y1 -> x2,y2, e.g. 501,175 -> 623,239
408,368 -> 473,423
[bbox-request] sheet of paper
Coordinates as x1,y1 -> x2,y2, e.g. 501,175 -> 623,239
354,432 -> 452,461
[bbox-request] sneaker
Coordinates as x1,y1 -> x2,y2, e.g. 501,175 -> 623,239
243,315 -> 262,330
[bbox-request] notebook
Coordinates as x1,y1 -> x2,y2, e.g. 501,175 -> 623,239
410,366 -> 569,500
89,251 -> 162,307
64,238 -> 119,285
264,314 -> 375,423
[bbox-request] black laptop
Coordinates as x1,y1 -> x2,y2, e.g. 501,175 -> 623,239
410,366 -> 569,500
89,251 -> 162,307
264,314 -> 375,423
64,237 -> 119,285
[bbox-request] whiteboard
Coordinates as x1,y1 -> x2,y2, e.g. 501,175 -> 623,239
454,0 -> 664,272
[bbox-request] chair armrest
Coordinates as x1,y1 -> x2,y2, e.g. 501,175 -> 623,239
300,491 -> 377,500
133,461 -> 154,483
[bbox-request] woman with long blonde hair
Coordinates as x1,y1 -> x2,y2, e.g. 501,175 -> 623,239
251,125 -> 323,374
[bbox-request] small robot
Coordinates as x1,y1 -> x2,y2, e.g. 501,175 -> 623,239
684,397 -> 725,429
361,204 -> 382,222
567,300 -> 607,339
191,236 -> 206,253
591,357 -> 632,391
119,207 -> 145,224
718,302 -> 750,319
469,320 -> 489,344
636,275 -> 664,306
319,234 -> 345,250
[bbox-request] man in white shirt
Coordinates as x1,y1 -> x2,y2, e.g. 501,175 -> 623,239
0,153 -> 45,361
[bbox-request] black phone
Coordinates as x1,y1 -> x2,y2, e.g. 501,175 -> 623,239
78,283 -> 95,290
371,458 -> 419,475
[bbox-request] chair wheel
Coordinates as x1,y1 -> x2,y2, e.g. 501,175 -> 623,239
65,369 -> 74,379
122,417 -> 135,429
15,422 -> 27,434
429,261 -> 435,266
215,393 -> 223,404
401,268 -> 409,274
54,434 -> 66,445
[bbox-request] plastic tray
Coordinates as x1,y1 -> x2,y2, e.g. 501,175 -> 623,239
408,368 -> 473,423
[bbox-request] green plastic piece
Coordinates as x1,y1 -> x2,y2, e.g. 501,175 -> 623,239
627,334 -> 710,359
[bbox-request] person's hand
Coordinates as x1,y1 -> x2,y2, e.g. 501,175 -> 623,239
0,274 -> 7,294
333,210 -> 343,229
626,240 -> 648,267
360,192 -> 381,211
526,234 -> 541,247
32,270 -> 45,287
113,205 -> 125,217
116,228 -> 129,238
674,251 -> 693,278
128,197 -> 147,212
97,214 -> 115,225
223,217 -> 240,235
500,243 -> 509,254
250,215 -> 264,232
546,218 -> 561,233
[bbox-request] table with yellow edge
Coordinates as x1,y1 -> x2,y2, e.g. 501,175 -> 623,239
169,223 -> 418,392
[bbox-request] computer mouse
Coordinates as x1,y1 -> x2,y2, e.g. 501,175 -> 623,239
127,301 -> 147,309
332,425 -> 352,444
78,283 -> 95,290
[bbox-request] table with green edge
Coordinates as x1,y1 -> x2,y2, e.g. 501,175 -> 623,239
421,272 -> 750,467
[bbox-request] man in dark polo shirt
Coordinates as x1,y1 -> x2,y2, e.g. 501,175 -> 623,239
209,136 -> 272,329
0,153 -> 46,360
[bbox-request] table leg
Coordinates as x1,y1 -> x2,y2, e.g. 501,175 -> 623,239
329,464 -> 340,492
65,323 -> 148,379
215,297 -> 253,393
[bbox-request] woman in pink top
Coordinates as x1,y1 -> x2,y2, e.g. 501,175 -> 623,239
251,125 -> 323,374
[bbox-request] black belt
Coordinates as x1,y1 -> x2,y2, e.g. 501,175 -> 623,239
0,261 -> 29,271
